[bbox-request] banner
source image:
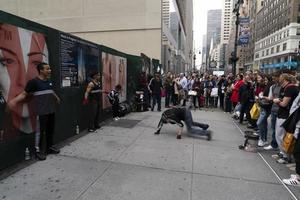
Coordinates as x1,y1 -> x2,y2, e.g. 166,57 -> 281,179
102,52 -> 127,109
0,23 -> 48,140
238,17 -> 250,45
60,34 -> 99,87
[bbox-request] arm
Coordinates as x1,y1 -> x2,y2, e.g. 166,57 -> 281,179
7,91 -> 28,111
83,82 -> 94,104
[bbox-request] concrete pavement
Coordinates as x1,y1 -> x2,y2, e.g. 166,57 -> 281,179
0,108 -> 299,200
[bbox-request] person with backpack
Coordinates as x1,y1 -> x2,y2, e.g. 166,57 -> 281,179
107,84 -> 122,121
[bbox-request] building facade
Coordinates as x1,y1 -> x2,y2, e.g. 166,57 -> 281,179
206,9 -> 222,71
0,0 -> 194,74
254,0 -> 300,73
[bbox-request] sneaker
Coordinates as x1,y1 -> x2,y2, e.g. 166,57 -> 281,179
176,135 -> 181,139
272,152 -> 284,159
283,177 -> 300,187
264,145 -> 277,150
277,157 -> 291,164
258,139 -> 264,147
113,118 -> 118,121
35,152 -> 46,160
202,124 -> 209,130
47,146 -> 60,154
88,128 -> 95,132
154,130 -> 160,135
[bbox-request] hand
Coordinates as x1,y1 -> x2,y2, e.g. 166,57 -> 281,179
273,98 -> 281,104
82,98 -> 89,105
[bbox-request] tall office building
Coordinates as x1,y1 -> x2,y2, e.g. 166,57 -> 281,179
206,9 -> 222,69
254,0 -> 300,73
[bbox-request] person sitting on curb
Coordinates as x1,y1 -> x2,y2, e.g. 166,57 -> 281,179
107,84 -> 122,121
154,106 -> 211,140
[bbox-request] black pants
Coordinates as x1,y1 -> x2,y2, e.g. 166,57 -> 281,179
112,103 -> 120,118
165,89 -> 172,107
239,102 -> 253,124
90,101 -> 100,129
294,137 -> 300,175
39,113 -> 55,153
219,93 -> 224,109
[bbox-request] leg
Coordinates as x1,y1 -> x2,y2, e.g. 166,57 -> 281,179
275,118 -> 288,158
157,94 -> 161,111
193,121 -> 209,130
270,111 -> 278,148
154,118 -> 164,134
94,102 -> 101,128
152,94 -> 157,111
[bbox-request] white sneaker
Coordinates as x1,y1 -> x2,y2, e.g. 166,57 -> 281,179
283,177 -> 300,187
264,145 -> 274,150
258,139 -> 264,147
113,117 -> 119,121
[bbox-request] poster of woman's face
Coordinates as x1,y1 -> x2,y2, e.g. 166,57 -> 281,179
0,23 -> 48,139
101,52 -> 127,109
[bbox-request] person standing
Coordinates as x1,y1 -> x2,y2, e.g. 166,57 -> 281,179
8,62 -> 60,160
83,72 -> 102,132
148,73 -> 163,111
273,73 -> 299,164
164,72 -> 173,108
180,73 -> 188,106
107,84 -> 122,121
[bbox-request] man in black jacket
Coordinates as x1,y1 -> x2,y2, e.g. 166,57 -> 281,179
148,72 -> 163,111
154,107 -> 211,140
238,75 -> 254,125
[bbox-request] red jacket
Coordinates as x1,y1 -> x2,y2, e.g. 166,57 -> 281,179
231,80 -> 244,103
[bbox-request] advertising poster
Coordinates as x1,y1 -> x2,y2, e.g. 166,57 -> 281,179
60,34 -> 99,87
238,17 -> 250,45
102,52 -> 127,109
0,23 -> 49,141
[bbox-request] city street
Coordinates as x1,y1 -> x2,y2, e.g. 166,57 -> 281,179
0,108 -> 299,200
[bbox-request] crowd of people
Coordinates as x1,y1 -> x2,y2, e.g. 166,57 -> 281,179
138,69 -> 300,187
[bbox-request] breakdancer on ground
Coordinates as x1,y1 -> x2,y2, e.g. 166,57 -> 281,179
154,106 -> 212,140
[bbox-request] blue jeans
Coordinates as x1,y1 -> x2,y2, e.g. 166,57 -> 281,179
184,109 -> 209,136
270,111 -> 278,148
256,108 -> 270,142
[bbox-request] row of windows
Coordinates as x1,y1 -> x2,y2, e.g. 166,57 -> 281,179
256,43 -> 288,58
258,29 -> 290,48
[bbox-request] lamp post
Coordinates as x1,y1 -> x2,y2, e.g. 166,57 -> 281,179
232,0 -> 244,76
189,49 -> 201,72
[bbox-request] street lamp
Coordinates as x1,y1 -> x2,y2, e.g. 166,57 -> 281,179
231,0 -> 244,76
189,49 -> 201,72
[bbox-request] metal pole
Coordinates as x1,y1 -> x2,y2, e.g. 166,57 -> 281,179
232,10 -> 240,76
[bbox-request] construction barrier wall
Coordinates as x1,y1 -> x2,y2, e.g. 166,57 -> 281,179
0,10 -> 156,171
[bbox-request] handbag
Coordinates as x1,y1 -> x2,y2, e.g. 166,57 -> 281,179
282,132 -> 296,154
250,103 -> 260,120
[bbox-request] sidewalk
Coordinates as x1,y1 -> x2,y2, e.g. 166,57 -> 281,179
0,108 -> 299,200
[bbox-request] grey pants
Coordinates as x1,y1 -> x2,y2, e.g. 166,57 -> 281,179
275,118 -> 287,157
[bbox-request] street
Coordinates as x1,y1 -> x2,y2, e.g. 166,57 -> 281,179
0,108 -> 299,200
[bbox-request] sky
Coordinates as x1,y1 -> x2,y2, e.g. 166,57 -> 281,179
193,0 -> 223,66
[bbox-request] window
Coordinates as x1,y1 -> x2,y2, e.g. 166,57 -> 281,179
283,43 -> 287,51
277,45 -> 280,52
297,28 -> 300,35
271,47 -> 274,54
262,51 -> 265,57
266,49 -> 269,55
